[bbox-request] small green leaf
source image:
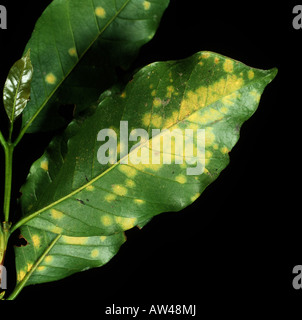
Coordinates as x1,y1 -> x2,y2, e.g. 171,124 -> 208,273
14,51 -> 277,287
3,50 -> 33,123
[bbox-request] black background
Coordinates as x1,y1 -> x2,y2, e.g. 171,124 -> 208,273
0,0 -> 300,312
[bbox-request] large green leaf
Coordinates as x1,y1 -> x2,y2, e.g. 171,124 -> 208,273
3,50 -> 33,123
14,51 -> 276,287
21,0 -> 169,133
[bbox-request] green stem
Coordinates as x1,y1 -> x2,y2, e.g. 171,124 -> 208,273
6,234 -> 61,300
0,131 -> 6,149
3,143 -> 14,223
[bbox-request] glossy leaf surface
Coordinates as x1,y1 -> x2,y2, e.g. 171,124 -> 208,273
3,50 -> 33,123
15,51 -> 277,286
21,0 -> 169,132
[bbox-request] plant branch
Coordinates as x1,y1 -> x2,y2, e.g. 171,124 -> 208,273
3,143 -> 14,223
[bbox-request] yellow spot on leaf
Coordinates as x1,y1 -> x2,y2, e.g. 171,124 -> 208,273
191,193 -> 201,202
101,215 -> 113,226
51,226 -> 63,234
175,174 -> 187,184
112,185 -> 127,196
105,193 -> 116,202
248,70 -> 254,80
205,127 -> 215,147
91,249 -> 100,258
120,91 -> 127,98
68,47 -> 77,57
45,73 -> 56,85
40,160 -> 48,171
86,185 -> 94,191
62,235 -> 88,245
134,199 -> 145,205
27,263 -> 33,272
50,209 -> 64,220
151,114 -> 163,127
166,86 -> 175,99
221,146 -> 229,154
143,1 -> 151,10
18,270 -> 26,282
32,235 -> 40,248
100,236 -> 107,241
37,266 -> 46,272
214,57 -> 220,64
44,255 -> 53,263
223,59 -> 234,73
142,112 -> 151,126
125,179 -> 135,188
151,90 -> 156,96
95,6 -> 106,18
115,216 -> 137,230
153,97 -> 162,108
201,52 -> 210,59
118,165 -> 137,178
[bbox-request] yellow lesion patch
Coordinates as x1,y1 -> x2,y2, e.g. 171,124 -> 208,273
17,270 -> 26,282
201,52 -> 210,59
223,59 -> 234,73
37,266 -> 46,272
68,47 -> 77,57
120,91 -> 127,99
100,236 -> 107,242
44,255 -> 53,263
151,114 -> 163,127
101,215 -> 113,226
118,165 -> 138,178
180,75 -> 244,121
125,179 -> 135,188
153,97 -> 162,108
40,160 -> 48,171
191,192 -> 201,202
205,127 -> 216,147
45,73 -> 56,85
221,146 -> 229,154
134,199 -> 145,205
143,1 -> 151,10
175,174 -> 187,184
95,6 -> 106,18
142,112 -> 152,126
115,216 -> 137,230
248,70 -> 255,80
32,235 -> 40,248
62,235 -> 88,245
91,249 -> 100,258
112,185 -> 128,196
105,193 -> 117,203
51,226 -> 63,234
50,209 -> 64,220
86,185 -> 95,192
166,86 -> 175,99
